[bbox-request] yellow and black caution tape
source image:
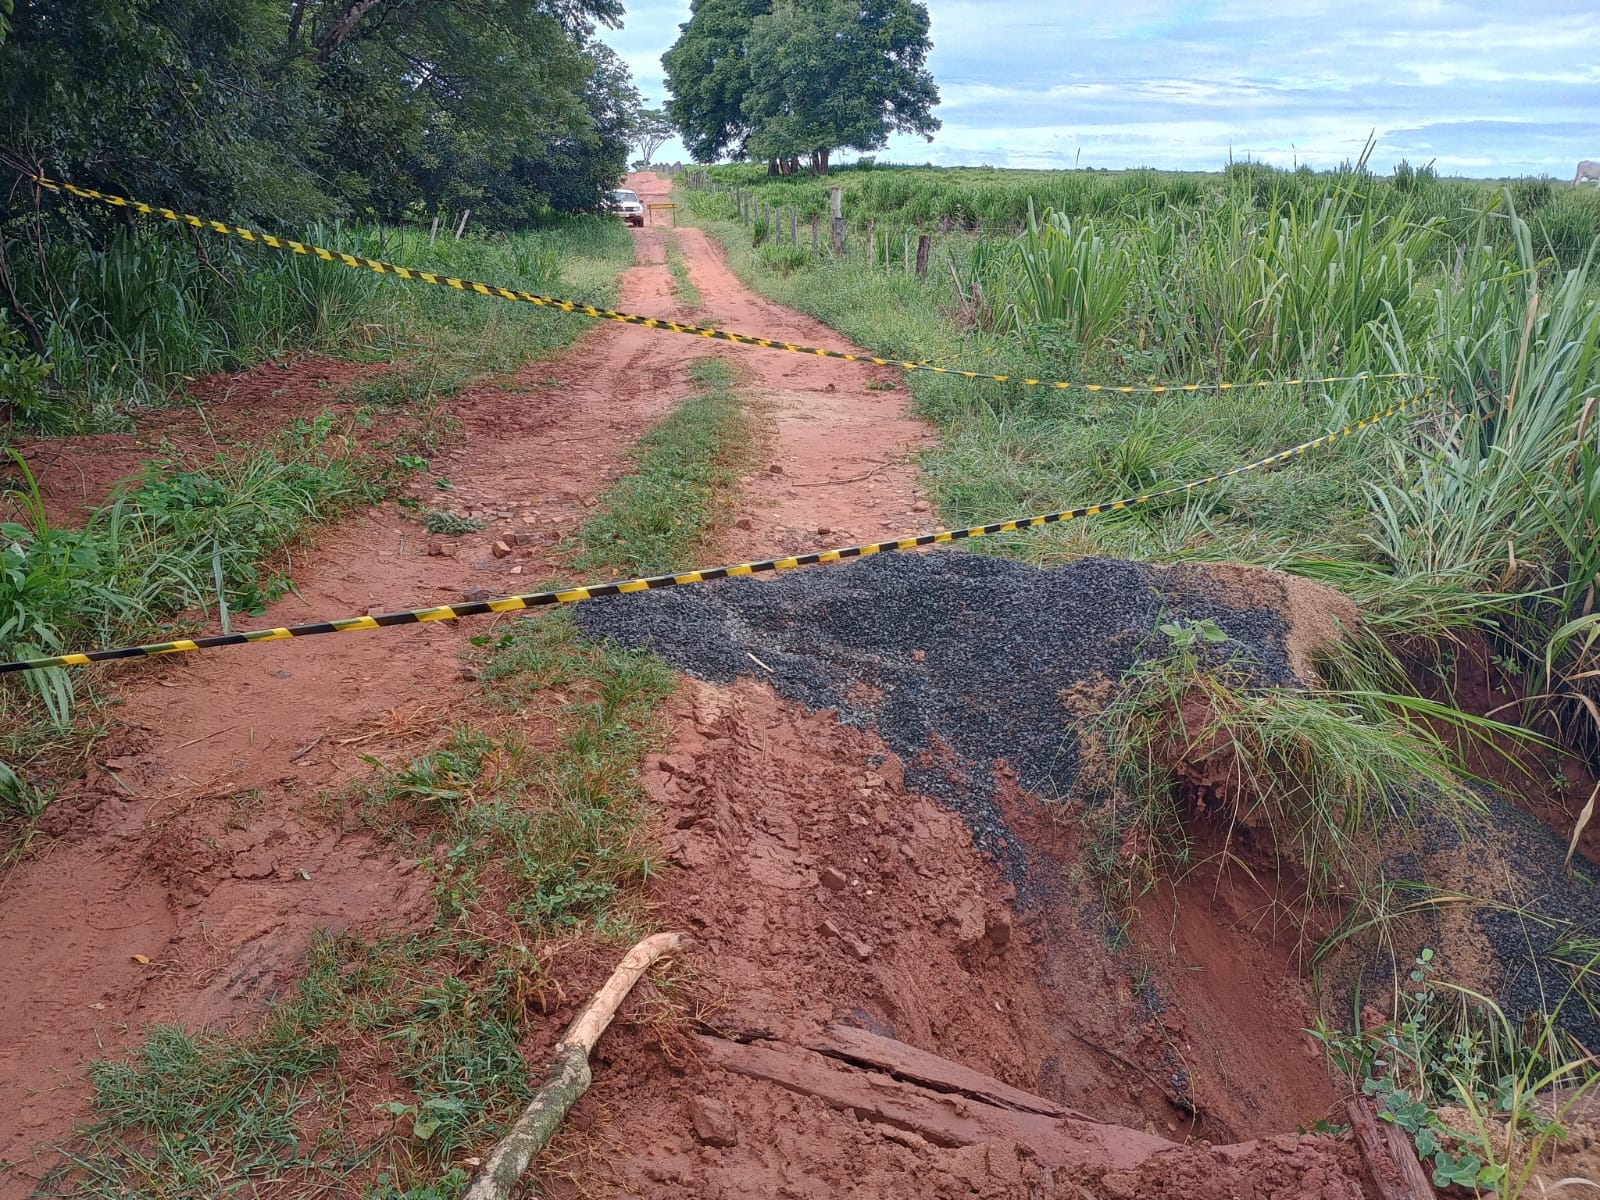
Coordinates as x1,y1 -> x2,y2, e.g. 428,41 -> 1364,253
30,175 -> 1424,396
0,392 -> 1429,676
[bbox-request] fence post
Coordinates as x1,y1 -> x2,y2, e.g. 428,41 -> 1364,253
915,234 -> 931,279
790,207 -> 798,247
456,209 -> 472,239
829,186 -> 845,257
864,219 -> 876,265
811,213 -> 820,255
429,215 -> 440,246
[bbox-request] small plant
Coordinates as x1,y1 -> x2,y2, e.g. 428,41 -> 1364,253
1157,617 -> 1229,650
423,510 -> 485,536
1313,947 -> 1600,1198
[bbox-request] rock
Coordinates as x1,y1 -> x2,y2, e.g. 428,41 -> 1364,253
426,540 -> 446,557
768,463 -> 783,475
985,911 -> 1012,952
232,853 -> 277,880
492,540 -> 513,558
461,587 -> 492,603
819,866 -> 848,892
687,1095 -> 738,1148
817,526 -> 832,536
735,517 -> 753,530
913,501 -> 930,513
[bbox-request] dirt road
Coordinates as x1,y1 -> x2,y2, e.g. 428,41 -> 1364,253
0,172 -> 937,1190
1,173 -> 1354,1198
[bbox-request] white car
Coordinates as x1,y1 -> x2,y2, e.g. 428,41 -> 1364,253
609,188 -> 645,227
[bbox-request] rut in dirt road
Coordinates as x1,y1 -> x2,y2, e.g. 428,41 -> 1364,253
0,175 -> 938,1192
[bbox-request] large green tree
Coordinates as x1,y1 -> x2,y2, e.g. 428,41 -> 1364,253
0,0 -> 638,224
662,0 -> 939,173
662,0 -> 769,164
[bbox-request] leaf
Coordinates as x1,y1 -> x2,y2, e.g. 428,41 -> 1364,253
412,1117 -> 440,1141
131,953 -> 151,964
1414,1127 -> 1438,1158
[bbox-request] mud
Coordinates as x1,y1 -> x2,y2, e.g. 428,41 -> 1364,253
2,173 -> 1377,1198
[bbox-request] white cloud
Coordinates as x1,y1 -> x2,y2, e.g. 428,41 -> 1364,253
598,0 -> 1600,176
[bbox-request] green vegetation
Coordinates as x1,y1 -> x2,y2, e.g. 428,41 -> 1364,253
1314,948 -> 1600,1198
3,213 -> 634,428
665,233 -> 703,306
1,0 -> 635,229
664,0 -> 938,174
575,357 -> 754,576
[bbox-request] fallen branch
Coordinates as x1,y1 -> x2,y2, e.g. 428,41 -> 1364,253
462,931 -> 690,1200
1346,1097 -> 1436,1200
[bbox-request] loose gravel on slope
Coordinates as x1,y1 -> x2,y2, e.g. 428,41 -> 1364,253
581,549 -> 1600,1044
579,550 -> 1298,897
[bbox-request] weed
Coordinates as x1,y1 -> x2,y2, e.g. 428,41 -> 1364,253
423,510 -> 486,536
574,357 -> 754,576
1314,946 -> 1600,1197
665,233 -> 701,306
1083,620 -> 1500,914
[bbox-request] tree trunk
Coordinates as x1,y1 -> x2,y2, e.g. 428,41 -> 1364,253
318,0 -> 387,55
287,0 -> 308,46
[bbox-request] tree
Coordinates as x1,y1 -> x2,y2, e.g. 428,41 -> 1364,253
662,0 -> 769,164
662,0 -> 938,173
630,108 -> 675,168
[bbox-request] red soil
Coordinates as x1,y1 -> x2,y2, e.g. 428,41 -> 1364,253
0,173 -> 1373,1198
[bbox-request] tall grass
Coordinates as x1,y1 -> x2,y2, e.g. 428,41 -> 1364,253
2,210 -> 633,429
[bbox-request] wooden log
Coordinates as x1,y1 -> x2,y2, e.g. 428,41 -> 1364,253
462,932 -> 690,1200
915,234 -> 931,278
807,1022 -> 1078,1118
1345,1097 -> 1437,1200
700,1033 -> 1163,1171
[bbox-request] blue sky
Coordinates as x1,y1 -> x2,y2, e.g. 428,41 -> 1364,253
601,0 -> 1600,178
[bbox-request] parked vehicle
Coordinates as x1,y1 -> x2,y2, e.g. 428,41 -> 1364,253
609,188 -> 645,227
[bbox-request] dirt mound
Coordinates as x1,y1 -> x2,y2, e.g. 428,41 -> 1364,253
576,555 -> 1355,1144
576,678 -> 1357,1197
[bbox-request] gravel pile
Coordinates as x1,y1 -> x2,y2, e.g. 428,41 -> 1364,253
580,549 -> 1600,1040
579,551 -> 1296,891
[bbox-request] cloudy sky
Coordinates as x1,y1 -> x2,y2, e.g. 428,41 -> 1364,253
601,0 -> 1600,178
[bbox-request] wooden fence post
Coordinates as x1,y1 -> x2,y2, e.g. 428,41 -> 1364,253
811,213 -> 820,255
916,234 -> 931,279
456,209 -> 471,239
864,219 -> 876,265
790,207 -> 798,246
829,186 -> 845,257
428,215 -> 440,246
